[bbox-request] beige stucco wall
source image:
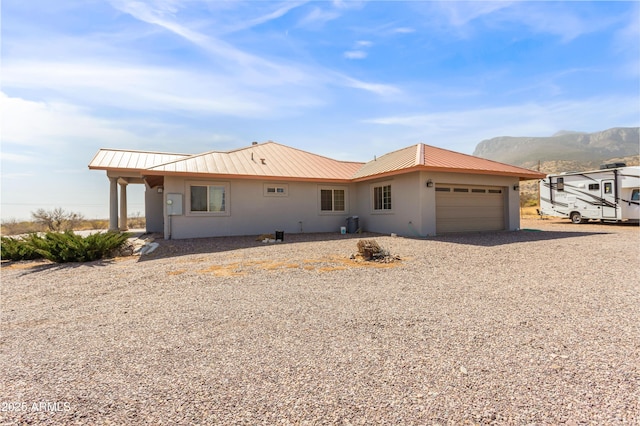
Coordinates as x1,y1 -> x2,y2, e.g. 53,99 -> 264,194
353,172 -> 424,237
354,171 -> 521,237
162,177 -> 357,239
159,171 -> 522,239
144,184 -> 164,233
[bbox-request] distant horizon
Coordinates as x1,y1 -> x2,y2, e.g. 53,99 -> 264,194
2,1 -> 639,221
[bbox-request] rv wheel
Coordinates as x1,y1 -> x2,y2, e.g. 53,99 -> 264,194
570,212 -> 584,224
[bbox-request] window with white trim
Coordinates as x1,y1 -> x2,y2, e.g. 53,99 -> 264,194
188,182 -> 230,215
264,183 -> 288,197
319,187 -> 346,212
372,183 -> 392,211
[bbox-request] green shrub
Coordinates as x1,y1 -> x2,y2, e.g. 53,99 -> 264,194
1,235 -> 43,261
1,231 -> 130,263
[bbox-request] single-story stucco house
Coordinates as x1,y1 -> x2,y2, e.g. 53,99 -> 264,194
88,141 -> 545,239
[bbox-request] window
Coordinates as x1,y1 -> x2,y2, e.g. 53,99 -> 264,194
264,183 -> 288,197
373,184 -> 392,211
604,182 -> 613,194
471,189 -> 486,193
320,188 -> 346,212
188,182 -> 229,215
632,189 -> 639,201
453,188 -> 469,193
488,189 -> 502,194
557,177 -> 564,192
588,183 -> 600,191
435,187 -> 450,192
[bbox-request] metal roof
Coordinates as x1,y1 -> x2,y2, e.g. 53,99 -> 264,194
351,145 -> 419,180
89,142 -> 545,182
144,142 -> 364,181
88,149 -> 190,171
352,144 -> 545,180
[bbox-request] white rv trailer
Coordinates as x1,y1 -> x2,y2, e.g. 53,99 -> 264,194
539,165 -> 640,223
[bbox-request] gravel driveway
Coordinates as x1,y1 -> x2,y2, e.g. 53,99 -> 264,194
1,218 -> 638,424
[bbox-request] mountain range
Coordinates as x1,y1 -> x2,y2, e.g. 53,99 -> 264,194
473,127 -> 639,173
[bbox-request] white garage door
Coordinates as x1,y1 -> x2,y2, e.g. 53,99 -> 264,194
436,185 -> 505,233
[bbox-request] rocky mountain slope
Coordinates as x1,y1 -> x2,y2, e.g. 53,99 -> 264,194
473,127 -> 639,171
473,127 -> 639,206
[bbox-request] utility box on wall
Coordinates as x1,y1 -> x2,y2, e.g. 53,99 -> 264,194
166,193 -> 183,216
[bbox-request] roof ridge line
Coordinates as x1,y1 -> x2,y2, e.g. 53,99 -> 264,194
231,141 -> 365,165
144,148 -> 238,171
422,143 -> 541,173
415,143 -> 424,166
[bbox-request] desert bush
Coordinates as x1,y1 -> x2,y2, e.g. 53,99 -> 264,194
89,219 -> 109,230
1,235 -> 43,261
0,219 -> 44,236
519,192 -> 537,208
1,231 -> 130,263
31,208 -> 85,232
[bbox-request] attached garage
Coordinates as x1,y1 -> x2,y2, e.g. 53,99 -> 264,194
435,185 -> 505,233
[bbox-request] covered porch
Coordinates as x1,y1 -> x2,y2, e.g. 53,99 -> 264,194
105,172 -> 164,232
88,148 -> 188,233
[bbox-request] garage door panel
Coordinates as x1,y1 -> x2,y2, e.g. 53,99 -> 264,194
437,194 -> 502,203
437,219 -> 504,233
436,185 -> 505,233
437,205 -> 503,218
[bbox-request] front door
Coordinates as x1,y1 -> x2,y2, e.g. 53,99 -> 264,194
602,180 -> 617,218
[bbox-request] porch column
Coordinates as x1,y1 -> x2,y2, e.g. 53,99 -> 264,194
109,177 -> 119,231
119,181 -> 128,231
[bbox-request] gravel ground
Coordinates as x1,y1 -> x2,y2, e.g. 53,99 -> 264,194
1,218 -> 638,425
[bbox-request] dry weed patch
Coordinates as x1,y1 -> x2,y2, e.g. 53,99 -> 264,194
317,266 -> 348,272
197,263 -> 246,277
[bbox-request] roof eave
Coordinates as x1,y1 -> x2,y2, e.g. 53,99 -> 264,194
352,166 -> 545,182
88,166 -> 147,173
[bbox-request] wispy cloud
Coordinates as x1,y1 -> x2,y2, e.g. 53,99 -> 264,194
0,92 -> 148,149
107,0 -> 396,101
343,40 -> 372,60
297,6 -> 341,28
341,77 -> 400,97
505,3 -> 617,43
2,61 -> 289,117
344,50 -> 367,59
0,91 -> 246,168
0,152 -> 35,165
364,96 -> 640,152
221,2 -> 306,34
421,1 -> 618,43
437,1 -> 513,29
110,0 -> 272,68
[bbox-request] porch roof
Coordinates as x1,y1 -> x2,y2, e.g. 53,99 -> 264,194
88,149 -> 190,172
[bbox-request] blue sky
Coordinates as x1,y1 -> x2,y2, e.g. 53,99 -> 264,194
2,1 -> 639,221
